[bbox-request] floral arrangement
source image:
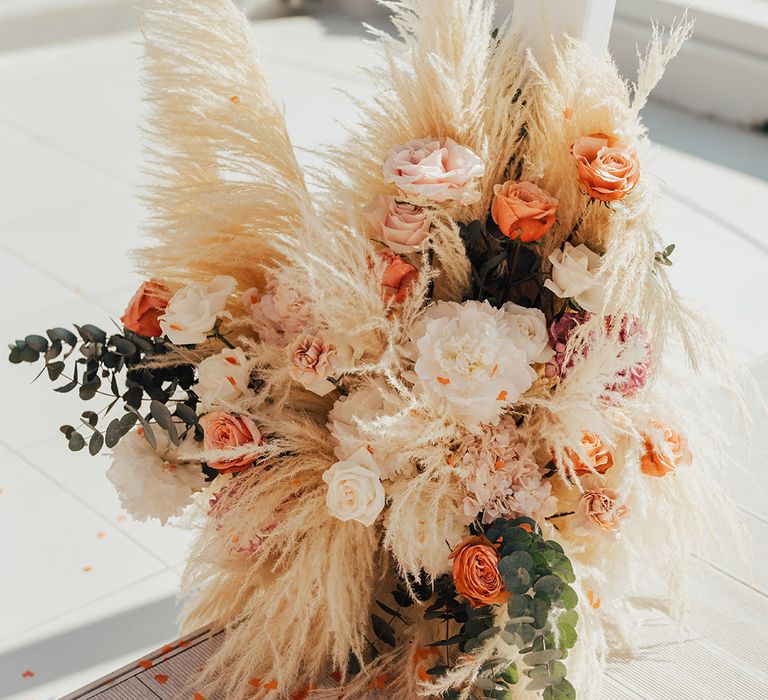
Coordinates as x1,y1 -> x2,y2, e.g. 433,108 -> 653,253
8,1 -> 746,698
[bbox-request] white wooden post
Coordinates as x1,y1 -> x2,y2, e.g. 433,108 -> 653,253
510,0 -> 617,60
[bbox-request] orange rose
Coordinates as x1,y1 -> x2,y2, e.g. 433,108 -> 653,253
120,280 -> 171,337
576,485 -> 628,531
449,535 -> 509,608
640,425 -> 692,477
491,180 -> 559,242
563,432 -> 614,476
199,411 -> 264,473
572,133 -> 639,202
378,250 -> 418,303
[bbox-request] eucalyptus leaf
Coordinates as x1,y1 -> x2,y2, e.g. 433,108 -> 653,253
47,327 -> 77,346
68,432 -> 85,452
24,335 -> 49,352
522,649 -> 564,667
89,431 -> 104,456
371,613 -> 396,647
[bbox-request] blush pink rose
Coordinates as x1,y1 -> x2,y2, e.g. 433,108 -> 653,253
383,137 -> 484,204
364,195 -> 432,253
288,333 -> 336,396
572,133 -> 640,202
491,180 -> 559,242
377,251 -> 419,303
121,280 -> 171,338
199,411 -> 263,473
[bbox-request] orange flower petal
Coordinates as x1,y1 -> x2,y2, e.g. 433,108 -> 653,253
263,680 -> 278,689
496,390 -> 508,401
437,376 -> 451,385
154,674 -> 169,684
138,659 -> 153,670
22,670 -> 34,678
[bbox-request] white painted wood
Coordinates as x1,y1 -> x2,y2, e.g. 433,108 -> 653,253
510,0 -> 617,60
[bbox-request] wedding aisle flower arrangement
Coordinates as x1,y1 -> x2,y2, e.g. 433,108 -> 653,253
8,1 -> 746,698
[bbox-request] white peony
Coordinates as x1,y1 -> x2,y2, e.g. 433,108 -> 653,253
410,300 -> 537,428
160,275 -> 236,345
195,347 -> 254,408
322,447 -> 386,527
543,242 -> 604,313
106,430 -> 206,525
502,302 -> 555,364
327,378 -> 410,478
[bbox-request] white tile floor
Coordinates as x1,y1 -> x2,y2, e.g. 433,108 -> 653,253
0,9 -> 766,700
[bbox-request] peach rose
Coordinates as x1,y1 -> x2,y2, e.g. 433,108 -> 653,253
199,411 -> 263,473
289,333 -> 336,396
121,280 -> 171,338
449,535 -> 509,608
383,137 -> 484,204
491,180 -> 559,242
365,195 -> 432,253
562,432 -> 614,476
378,251 -> 418,303
640,425 -> 692,477
576,483 -> 628,531
572,133 -> 639,202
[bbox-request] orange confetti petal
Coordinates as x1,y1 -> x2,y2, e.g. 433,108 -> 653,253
161,644 -> 175,654
138,659 -> 153,670
563,107 -> 573,119
194,693 -> 206,700
248,678 -> 262,687
436,376 -> 451,385
96,531 -> 106,539
366,444 -> 375,454
230,95 -> 239,103
496,390 -> 508,401
489,363 -> 499,378
22,670 -> 34,678
177,640 -> 189,648
116,514 -> 127,522
263,680 -> 278,689
154,674 -> 169,684
519,523 -> 533,533
82,565 -> 93,573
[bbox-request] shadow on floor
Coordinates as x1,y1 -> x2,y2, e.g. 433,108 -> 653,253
0,596 -> 179,697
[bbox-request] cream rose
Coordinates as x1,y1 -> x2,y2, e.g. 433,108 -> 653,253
288,333 -> 336,396
383,136 -> 484,204
322,447 -> 386,527
196,347 -> 254,408
365,195 -> 432,253
410,300 -> 537,428
543,242 -> 604,313
501,302 -> 555,365
160,275 -> 236,345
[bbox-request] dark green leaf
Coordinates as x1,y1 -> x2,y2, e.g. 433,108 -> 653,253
60,424 -> 76,438
558,584 -> 578,610
371,614 -> 396,647
117,412 -> 138,437
76,324 -> 107,344
427,634 -> 468,647
89,431 -> 104,456
46,361 -> 66,381
24,335 -> 49,352
82,410 -> 98,426
105,418 -> 122,448
47,327 -> 77,346
533,575 -> 562,598
55,379 -> 78,393
110,336 -> 136,356
68,432 -> 85,452
376,600 -> 406,622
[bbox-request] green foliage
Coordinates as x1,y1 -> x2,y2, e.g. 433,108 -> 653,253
8,322 -> 201,456
420,517 -> 579,699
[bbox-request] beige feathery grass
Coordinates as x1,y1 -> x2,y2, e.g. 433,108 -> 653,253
132,1 -> 751,698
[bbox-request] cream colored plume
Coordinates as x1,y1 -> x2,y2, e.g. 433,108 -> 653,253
139,0 -> 318,291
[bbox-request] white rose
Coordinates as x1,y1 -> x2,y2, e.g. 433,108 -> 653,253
543,242 -> 604,313
327,378 -> 410,478
383,137 -> 484,204
501,302 -> 555,364
322,447 -> 386,527
410,300 -> 537,429
107,430 -> 206,525
195,347 -> 254,407
160,275 -> 236,345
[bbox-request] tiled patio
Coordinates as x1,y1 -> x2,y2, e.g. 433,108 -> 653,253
0,8 -> 766,700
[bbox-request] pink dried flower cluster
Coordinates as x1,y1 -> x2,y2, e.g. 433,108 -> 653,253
455,417 -> 557,524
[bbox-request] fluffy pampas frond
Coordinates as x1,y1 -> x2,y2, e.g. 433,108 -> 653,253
139,0 -> 319,291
